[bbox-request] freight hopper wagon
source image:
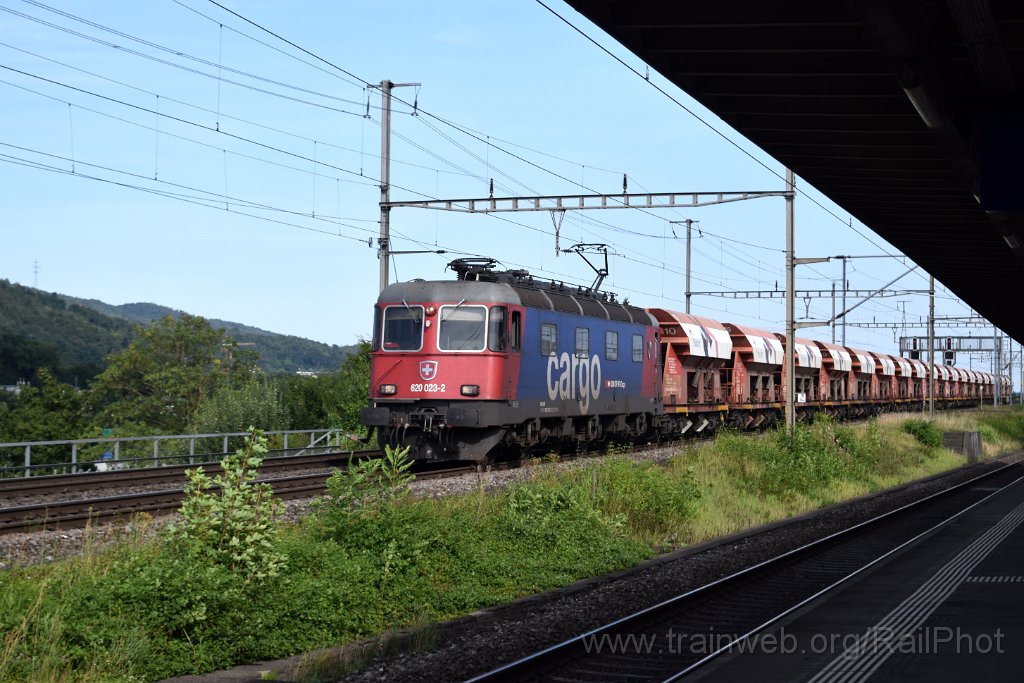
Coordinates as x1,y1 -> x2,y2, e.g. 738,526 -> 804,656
815,341 -> 852,407
648,309 -> 732,436
774,333 -> 824,418
721,324 -> 785,427
894,356 -> 914,403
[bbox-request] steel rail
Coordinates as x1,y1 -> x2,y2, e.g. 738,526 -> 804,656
0,461 -> 476,535
0,450 -> 378,497
0,472 -> 326,534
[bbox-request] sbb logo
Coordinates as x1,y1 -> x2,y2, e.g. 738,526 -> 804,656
546,353 -> 602,414
419,361 -> 438,380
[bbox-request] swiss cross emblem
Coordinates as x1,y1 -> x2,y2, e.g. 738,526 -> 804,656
419,360 -> 438,381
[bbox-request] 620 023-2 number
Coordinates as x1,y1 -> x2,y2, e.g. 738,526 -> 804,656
410,383 -> 446,393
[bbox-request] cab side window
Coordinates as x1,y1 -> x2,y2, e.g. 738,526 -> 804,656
511,311 -> 522,351
488,306 -> 507,352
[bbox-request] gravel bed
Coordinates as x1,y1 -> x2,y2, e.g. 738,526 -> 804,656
0,496 -> 320,571
411,444 -> 682,499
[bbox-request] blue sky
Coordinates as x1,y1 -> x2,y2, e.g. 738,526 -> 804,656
0,0 -> 1008,377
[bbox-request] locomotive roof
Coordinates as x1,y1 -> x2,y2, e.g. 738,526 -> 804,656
378,278 -> 656,325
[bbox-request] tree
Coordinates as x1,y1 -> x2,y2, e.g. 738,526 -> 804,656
89,314 -> 257,434
189,376 -> 290,435
335,341 -> 371,432
0,332 -> 60,385
281,341 -> 370,432
0,369 -> 88,442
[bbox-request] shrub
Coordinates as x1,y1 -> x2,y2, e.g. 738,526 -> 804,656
593,458 -> 699,535
725,420 -> 862,498
501,482 -> 591,541
978,411 -> 1024,442
903,419 -> 942,448
189,378 -> 290,435
322,445 -> 415,514
977,422 -> 999,444
168,428 -> 286,582
319,446 -> 432,609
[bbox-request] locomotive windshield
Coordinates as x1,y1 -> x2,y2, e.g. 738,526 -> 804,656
438,305 -> 487,351
382,305 -> 424,351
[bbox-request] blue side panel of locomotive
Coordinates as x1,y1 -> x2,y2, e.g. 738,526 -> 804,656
515,307 -> 649,407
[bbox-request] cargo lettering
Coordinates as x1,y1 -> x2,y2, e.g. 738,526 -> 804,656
546,352 -> 602,413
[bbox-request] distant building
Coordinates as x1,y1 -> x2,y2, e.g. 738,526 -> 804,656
0,380 -> 27,396
295,369 -> 320,378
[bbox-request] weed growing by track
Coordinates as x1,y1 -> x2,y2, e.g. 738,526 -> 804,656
680,408 -> 1024,543
902,418 -> 942,447
0,409 -> 1021,681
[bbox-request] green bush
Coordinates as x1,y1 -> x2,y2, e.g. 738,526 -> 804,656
4,435 -> 868,681
977,422 -> 999,444
593,458 -> 699,535
903,419 -> 942,448
711,419 -> 879,498
168,428 -> 286,582
189,378 -> 290,435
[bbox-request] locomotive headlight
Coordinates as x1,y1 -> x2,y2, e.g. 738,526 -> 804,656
460,384 -> 480,396
379,384 -> 397,395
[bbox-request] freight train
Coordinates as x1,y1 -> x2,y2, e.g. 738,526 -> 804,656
360,259 -> 1010,462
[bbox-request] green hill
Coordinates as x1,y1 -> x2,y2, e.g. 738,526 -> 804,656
0,280 -> 356,384
63,295 -> 357,374
0,280 -> 134,386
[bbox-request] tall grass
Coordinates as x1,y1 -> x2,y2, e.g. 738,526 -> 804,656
679,408 -> 1020,544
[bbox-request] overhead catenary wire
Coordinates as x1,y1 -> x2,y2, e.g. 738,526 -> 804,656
0,141 -> 380,233
168,0 -> 365,89
8,70 -> 753,292
6,68 -> 751,292
18,0 -> 800,293
5,1 -> 368,108
0,65 -> 450,197
0,150 -> 375,243
0,75 -> 381,190
5,18 -> 738,277
4,0 -> 938,344
0,40 -> 474,178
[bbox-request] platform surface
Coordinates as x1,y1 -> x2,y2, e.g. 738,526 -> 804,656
689,476 -> 1024,682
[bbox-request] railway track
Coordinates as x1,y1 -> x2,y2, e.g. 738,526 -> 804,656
0,438 -> 680,535
469,461 -> 1024,682
0,454 -> 476,535
0,450 -> 376,499
0,472 -> 332,535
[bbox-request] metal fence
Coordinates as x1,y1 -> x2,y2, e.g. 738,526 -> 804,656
0,429 -> 358,478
